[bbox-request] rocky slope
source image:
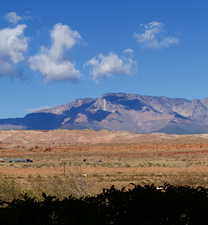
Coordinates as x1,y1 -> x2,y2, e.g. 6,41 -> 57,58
1,93 -> 208,134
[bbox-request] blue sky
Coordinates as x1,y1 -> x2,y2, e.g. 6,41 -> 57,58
0,0 -> 208,118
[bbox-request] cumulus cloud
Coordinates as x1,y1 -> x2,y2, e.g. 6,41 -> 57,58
5,12 -> 23,24
29,23 -> 81,81
123,48 -> 134,55
134,21 -> 179,48
87,52 -> 136,80
0,24 -> 28,75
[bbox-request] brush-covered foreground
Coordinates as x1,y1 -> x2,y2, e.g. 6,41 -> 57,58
0,184 -> 208,225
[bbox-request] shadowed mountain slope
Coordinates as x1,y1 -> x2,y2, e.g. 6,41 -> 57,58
1,93 -> 208,134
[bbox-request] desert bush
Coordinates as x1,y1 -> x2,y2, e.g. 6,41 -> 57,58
26,173 -> 89,199
0,175 -> 22,202
1,184 -> 208,224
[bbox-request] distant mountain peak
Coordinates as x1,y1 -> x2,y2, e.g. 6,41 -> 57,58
1,93 -> 208,134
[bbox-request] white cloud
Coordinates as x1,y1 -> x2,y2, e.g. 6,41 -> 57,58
134,21 -> 179,48
87,52 -> 136,80
123,48 -> 134,55
0,24 -> 28,63
5,12 -> 22,24
29,53 -> 80,81
29,23 -> 81,81
0,24 -> 28,75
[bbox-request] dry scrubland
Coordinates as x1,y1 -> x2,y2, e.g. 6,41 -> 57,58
1,129 -> 208,200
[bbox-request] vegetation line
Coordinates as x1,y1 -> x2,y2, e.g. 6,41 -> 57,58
0,183 -> 208,225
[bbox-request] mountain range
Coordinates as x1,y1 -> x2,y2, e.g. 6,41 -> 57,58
1,92 -> 208,134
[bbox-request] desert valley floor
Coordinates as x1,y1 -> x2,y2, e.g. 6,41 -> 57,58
1,129 -> 208,197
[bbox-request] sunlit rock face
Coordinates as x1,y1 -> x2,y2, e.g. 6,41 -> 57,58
1,92 -> 208,134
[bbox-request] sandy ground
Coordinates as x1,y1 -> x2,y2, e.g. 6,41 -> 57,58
1,129 -> 208,194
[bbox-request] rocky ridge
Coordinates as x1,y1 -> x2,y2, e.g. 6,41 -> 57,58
1,93 -> 208,134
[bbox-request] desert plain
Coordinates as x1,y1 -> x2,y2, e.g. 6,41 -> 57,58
1,129 -> 208,198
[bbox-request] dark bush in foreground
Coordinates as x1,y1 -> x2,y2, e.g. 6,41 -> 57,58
1,184 -> 208,225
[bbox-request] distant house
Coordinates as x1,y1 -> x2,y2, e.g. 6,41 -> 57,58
0,158 -> 33,163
